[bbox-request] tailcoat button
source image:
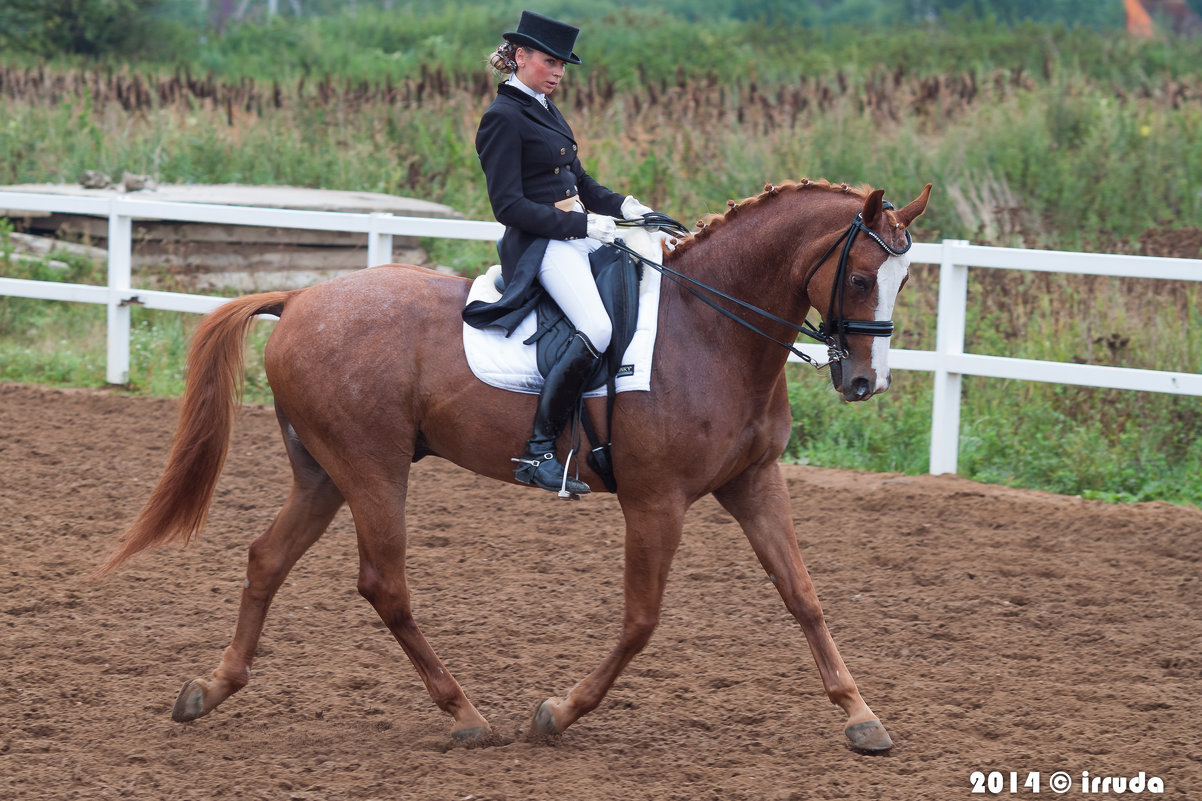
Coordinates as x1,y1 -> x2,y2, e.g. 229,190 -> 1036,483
560,147 -> 566,155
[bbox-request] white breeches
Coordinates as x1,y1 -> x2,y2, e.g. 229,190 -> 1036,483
539,238 -> 613,353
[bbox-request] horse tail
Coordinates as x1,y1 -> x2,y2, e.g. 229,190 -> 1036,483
93,290 -> 294,576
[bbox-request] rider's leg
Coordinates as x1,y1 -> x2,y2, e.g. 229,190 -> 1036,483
538,238 -> 612,352
513,330 -> 601,495
512,239 -> 611,496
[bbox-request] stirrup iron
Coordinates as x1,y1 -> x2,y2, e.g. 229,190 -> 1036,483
558,447 -> 580,500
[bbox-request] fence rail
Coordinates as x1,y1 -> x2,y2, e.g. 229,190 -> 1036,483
2,191 -> 1199,477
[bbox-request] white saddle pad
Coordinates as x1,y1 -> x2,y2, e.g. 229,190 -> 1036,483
463,227 -> 664,396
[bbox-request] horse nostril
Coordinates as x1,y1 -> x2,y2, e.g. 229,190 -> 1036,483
851,377 -> 871,399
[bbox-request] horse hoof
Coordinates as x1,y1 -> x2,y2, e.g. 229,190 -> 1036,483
529,699 -> 563,739
451,725 -> 493,744
171,679 -> 207,722
844,719 -> 893,753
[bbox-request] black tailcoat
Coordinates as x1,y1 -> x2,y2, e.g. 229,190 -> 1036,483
463,83 -> 625,334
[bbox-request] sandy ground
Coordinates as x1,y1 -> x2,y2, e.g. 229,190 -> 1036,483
1,382 -> 1199,800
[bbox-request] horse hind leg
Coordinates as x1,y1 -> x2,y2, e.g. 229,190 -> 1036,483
349,474 -> 492,743
172,413 -> 345,722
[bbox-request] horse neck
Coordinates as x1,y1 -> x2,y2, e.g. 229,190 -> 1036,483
661,188 -> 861,372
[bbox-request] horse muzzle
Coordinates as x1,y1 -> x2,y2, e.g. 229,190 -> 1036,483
829,360 -> 890,402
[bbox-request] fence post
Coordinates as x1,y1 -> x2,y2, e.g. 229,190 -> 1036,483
367,212 -> 394,267
929,239 -> 969,474
106,200 -> 133,385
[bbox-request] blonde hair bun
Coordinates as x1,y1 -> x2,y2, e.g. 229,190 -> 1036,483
489,43 -> 516,75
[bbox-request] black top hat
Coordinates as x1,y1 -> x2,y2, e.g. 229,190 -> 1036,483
504,10 -> 582,65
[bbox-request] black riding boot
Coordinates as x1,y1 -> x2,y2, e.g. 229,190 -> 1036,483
513,332 -> 602,497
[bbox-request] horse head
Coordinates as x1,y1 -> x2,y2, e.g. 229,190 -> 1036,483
655,179 -> 930,402
804,184 -> 931,402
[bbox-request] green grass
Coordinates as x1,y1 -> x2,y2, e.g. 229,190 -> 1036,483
0,235 -> 108,386
0,237 -> 277,403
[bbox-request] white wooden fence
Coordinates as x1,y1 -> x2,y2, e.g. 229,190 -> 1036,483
2,190 -> 1200,476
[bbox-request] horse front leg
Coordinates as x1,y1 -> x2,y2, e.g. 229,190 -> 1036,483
714,461 -> 893,753
530,501 -> 685,738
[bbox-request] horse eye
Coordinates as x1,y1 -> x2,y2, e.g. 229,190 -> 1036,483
849,274 -> 871,292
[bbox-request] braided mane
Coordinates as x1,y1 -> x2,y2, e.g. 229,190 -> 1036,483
666,178 -> 873,260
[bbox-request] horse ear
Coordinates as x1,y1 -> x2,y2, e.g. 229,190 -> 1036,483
861,188 -> 886,226
894,183 -> 932,228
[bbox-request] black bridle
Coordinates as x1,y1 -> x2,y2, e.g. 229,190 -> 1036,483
614,208 -> 913,368
801,204 -> 914,363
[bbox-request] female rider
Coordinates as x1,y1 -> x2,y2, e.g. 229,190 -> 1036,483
463,10 -> 654,497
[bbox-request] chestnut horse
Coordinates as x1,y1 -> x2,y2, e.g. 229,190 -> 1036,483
98,179 -> 930,753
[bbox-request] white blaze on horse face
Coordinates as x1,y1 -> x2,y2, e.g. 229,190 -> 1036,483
871,254 -> 909,391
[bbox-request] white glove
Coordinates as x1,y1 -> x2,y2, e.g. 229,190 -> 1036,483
586,213 -> 617,243
621,195 -> 655,220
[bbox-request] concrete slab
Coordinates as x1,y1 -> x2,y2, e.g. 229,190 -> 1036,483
0,184 -> 466,274
0,183 -> 463,219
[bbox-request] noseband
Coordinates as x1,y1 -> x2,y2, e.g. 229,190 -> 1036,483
614,206 -> 912,369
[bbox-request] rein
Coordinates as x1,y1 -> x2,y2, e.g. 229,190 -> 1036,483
615,208 -> 912,368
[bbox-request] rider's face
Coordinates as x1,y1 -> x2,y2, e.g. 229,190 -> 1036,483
515,48 -> 565,96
